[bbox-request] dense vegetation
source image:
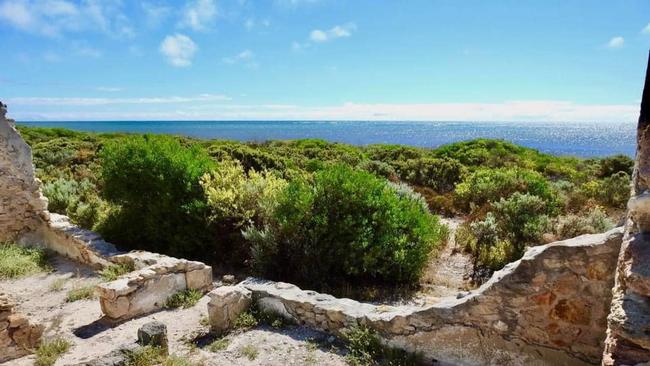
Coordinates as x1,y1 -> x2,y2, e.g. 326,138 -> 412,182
19,126 -> 631,287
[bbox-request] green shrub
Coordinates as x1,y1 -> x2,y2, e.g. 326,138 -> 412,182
0,243 -> 49,279
554,207 -> 615,239
164,289 -> 203,309
599,172 -> 631,208
99,262 -> 135,282
491,193 -> 551,253
455,168 -> 556,211
201,160 -> 287,228
98,135 -> 215,257
462,215 -> 515,271
343,325 -> 422,366
42,178 -> 79,213
392,157 -> 465,193
35,337 -> 71,366
598,154 -> 634,178
246,165 -> 447,287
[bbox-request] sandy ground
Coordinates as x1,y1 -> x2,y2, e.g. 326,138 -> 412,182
416,217 -> 475,303
1,256 -> 348,366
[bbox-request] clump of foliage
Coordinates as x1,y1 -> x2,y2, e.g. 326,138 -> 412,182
123,346 -> 195,366
233,311 -> 259,329
65,285 -> 96,302
343,325 -> 422,366
35,337 -> 71,366
246,165 -> 447,287
0,243 -> 49,279
99,262 -> 135,282
553,206 -> 614,240
208,337 -> 230,352
98,135 -> 215,258
164,289 -> 203,309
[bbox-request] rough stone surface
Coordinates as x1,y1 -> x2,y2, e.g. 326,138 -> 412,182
0,101 -> 49,243
97,251 -> 213,321
0,293 -> 43,363
137,321 -> 168,350
243,228 -> 624,366
603,51 -> 650,365
207,285 -> 252,334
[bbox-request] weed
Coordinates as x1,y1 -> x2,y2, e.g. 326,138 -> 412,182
35,337 -> 71,366
0,243 -> 49,279
99,262 -> 135,281
65,285 -> 96,302
239,344 -> 259,360
49,278 -> 67,291
164,289 -> 203,309
233,311 -> 258,329
208,338 -> 230,352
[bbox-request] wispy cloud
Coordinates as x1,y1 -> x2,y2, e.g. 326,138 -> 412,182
0,0 -> 133,38
642,23 -> 650,35
222,49 -> 258,68
309,23 -> 356,42
244,17 -> 269,31
160,33 -> 198,67
95,86 -> 122,92
606,36 -> 624,48
8,94 -> 230,106
141,2 -> 171,28
179,0 -> 217,31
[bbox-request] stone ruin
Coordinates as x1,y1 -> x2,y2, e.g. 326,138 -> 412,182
1,52 -> 649,365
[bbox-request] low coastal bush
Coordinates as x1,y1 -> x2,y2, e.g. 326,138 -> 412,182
245,165 -> 447,287
98,135 -> 215,258
0,243 -> 49,279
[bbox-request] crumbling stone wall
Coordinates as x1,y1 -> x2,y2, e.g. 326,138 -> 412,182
0,102 -> 48,242
242,228 -> 623,366
602,51 -> 650,365
0,293 -> 43,363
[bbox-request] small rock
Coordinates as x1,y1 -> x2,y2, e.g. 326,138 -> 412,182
222,274 -> 236,284
137,321 -> 168,351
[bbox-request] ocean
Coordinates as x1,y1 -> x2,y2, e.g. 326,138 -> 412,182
17,120 -> 636,158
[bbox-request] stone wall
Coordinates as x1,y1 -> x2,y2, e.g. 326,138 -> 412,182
0,293 -> 43,363
243,228 -> 624,366
0,102 -> 48,243
602,51 -> 650,365
97,251 -> 213,321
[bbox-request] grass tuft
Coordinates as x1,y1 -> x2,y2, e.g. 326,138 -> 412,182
239,344 -> 259,360
99,262 -> 135,282
49,278 -> 67,291
208,337 -> 230,352
233,311 -> 258,329
164,289 -> 203,309
0,243 -> 50,279
65,285 -> 96,302
35,337 -> 71,366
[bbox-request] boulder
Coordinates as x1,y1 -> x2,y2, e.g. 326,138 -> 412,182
137,321 -> 168,351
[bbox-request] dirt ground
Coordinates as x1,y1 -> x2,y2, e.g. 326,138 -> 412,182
1,256 -> 348,365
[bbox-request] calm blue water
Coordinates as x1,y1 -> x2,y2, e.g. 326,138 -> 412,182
18,120 -> 636,158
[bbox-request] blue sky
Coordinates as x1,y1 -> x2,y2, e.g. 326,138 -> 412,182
1,0 -> 649,121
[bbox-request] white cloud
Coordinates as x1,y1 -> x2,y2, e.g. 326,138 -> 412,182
643,23 -> 650,34
0,0 -> 133,38
160,34 -> 198,67
607,36 -> 624,48
7,99 -> 638,123
309,23 -> 355,42
8,94 -> 230,106
179,0 -> 217,31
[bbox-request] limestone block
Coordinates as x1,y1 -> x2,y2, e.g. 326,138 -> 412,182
207,286 -> 252,334
185,266 -> 213,290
